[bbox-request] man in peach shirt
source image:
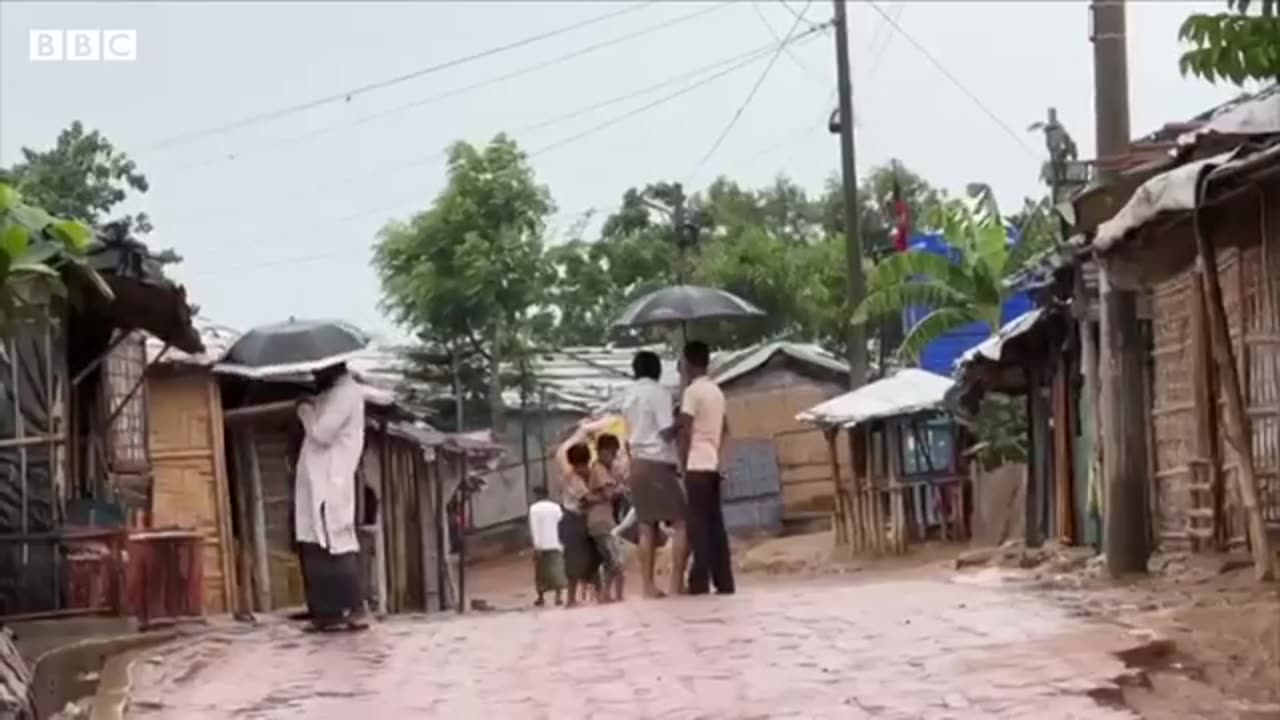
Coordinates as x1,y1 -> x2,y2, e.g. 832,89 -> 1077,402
676,340 -> 735,596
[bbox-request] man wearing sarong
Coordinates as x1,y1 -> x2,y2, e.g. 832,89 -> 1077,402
294,363 -> 369,632
619,351 -> 687,598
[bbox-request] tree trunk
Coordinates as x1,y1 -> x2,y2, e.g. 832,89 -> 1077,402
1194,232 -> 1275,581
487,322 -> 505,435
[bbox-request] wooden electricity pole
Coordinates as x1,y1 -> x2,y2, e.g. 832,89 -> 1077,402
1092,0 -> 1150,576
832,0 -> 867,390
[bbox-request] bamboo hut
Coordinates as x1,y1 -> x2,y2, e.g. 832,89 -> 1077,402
1,231 -> 202,620
1088,129 -> 1280,562
950,303 -> 1084,549
218,376 -> 504,615
797,369 -> 971,554
711,342 -> 850,522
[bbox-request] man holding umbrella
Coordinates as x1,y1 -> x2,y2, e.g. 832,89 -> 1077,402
219,318 -> 374,630
295,362 -> 370,632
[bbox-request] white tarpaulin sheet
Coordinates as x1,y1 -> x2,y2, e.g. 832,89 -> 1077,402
796,368 -> 954,428
1094,149 -> 1240,253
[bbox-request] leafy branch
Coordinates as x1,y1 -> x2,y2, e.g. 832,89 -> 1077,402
1179,0 -> 1280,85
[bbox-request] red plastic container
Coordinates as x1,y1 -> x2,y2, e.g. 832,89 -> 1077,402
125,529 -> 203,628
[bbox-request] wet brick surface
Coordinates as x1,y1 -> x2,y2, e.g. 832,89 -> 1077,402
128,578 -> 1144,719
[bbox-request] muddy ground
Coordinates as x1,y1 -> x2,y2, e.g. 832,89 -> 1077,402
464,532 -> 1280,718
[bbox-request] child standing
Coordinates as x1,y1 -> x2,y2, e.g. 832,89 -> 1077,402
588,434 -> 625,602
527,486 -> 566,607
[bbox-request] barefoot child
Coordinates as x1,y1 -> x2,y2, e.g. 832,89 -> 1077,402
527,486 -> 566,607
587,434 -> 625,602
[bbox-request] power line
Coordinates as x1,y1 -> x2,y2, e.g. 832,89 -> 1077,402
778,0 -> 819,29
528,40 -> 802,158
863,2 -> 906,84
751,2 -> 826,87
173,35 -> 808,230
185,33 -> 831,280
685,1 -> 814,183
163,2 -> 733,175
864,0 -> 1037,157
137,2 -> 658,152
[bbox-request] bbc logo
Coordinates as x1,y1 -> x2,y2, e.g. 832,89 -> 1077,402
29,30 -> 137,62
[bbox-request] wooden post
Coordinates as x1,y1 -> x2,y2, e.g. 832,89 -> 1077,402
1024,363 -> 1044,548
871,426 -> 887,555
1076,266 -> 1104,547
1194,216 -> 1276,580
849,425 -> 870,548
1053,358 -> 1075,543
825,428 -> 848,547
886,421 -> 905,554
1100,258 -> 1153,575
245,427 -> 272,611
1189,271 -> 1222,551
377,427 -> 392,616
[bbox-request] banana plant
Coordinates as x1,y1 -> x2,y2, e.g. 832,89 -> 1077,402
0,181 -> 113,335
851,184 -> 1046,364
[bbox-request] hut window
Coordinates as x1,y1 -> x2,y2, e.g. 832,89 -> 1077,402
900,417 -> 954,476
101,332 -> 148,473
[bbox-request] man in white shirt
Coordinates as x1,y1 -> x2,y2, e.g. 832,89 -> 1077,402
295,363 -> 370,631
527,485 -> 566,607
676,341 -> 735,596
619,350 -> 688,598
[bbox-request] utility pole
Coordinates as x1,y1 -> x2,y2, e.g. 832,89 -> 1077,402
1091,0 -> 1148,575
832,0 -> 867,390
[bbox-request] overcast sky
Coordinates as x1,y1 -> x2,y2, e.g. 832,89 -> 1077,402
0,1 -> 1240,343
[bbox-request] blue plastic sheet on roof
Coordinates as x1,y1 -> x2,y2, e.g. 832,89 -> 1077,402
901,232 -> 1034,376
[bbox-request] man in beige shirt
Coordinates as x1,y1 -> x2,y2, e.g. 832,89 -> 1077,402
676,340 -> 735,596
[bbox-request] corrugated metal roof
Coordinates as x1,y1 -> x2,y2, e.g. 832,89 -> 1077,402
954,308 -> 1046,371
508,345 -> 680,413
710,341 -> 847,386
795,368 -> 954,428
1177,84 -> 1280,146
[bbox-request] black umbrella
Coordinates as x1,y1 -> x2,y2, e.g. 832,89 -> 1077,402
219,318 -> 370,378
610,285 -> 765,330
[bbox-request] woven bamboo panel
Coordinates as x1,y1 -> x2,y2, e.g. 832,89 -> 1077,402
147,373 -> 235,614
1150,267 -> 1195,540
103,332 -> 149,473
1243,207 -> 1280,525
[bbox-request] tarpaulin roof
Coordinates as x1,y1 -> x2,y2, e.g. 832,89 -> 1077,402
1093,149 -> 1242,253
795,368 -> 954,428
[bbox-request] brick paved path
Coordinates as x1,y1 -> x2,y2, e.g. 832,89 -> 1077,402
128,578 -> 1147,719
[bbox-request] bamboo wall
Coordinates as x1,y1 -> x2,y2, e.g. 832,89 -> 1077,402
723,374 -> 850,516
146,370 -> 237,613
1144,186 -> 1280,551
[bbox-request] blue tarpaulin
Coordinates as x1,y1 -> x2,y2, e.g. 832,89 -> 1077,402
900,232 -> 1034,376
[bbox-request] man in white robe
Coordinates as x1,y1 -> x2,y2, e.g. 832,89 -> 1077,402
295,363 -> 368,631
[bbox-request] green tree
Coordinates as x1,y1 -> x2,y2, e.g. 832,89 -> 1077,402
0,122 -> 151,233
372,134 -> 555,430
0,182 -> 109,333
544,167 -> 942,353
1179,0 -> 1280,85
852,186 -> 1054,362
